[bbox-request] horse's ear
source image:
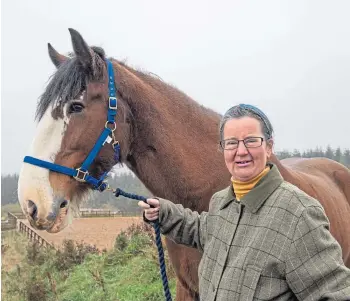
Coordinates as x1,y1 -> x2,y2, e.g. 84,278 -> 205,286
48,43 -> 68,68
68,28 -> 93,69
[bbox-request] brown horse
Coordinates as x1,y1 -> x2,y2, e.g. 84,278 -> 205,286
18,29 -> 350,300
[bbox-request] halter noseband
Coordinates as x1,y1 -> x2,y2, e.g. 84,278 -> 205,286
23,59 -> 120,192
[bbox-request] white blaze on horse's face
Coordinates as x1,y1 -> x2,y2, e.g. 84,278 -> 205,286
18,101 -> 71,231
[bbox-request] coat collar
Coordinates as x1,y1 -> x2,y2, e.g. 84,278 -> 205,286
219,163 -> 283,213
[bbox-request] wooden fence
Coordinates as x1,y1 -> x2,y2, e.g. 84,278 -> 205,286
2,211 -> 54,249
80,210 -> 141,218
1,220 -> 16,231
18,221 -> 54,249
2,209 -> 140,251
3,209 -> 138,221
2,212 -> 26,231
8,211 -> 25,221
9,211 -> 26,218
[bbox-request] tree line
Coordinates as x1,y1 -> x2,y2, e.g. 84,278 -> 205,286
2,146 -> 349,211
275,145 -> 350,166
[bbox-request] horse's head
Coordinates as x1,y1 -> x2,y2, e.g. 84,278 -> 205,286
18,29 -> 132,233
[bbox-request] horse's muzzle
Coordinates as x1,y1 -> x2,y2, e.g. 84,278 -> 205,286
25,198 -> 68,231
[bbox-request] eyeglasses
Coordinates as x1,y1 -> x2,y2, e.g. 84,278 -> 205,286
219,137 -> 264,150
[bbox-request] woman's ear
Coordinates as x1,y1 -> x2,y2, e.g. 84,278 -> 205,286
266,138 -> 274,159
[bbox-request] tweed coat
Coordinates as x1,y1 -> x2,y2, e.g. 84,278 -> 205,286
153,164 -> 350,300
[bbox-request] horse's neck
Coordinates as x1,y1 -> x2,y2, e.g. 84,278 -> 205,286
115,62 -> 230,210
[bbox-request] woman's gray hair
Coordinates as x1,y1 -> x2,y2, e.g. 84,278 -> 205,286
219,104 -> 274,141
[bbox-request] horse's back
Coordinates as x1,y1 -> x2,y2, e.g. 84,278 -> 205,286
280,156 -> 350,208
281,157 -> 350,196
282,156 -> 348,173
280,156 -> 350,266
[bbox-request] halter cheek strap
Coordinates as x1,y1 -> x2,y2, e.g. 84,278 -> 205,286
23,59 -> 120,191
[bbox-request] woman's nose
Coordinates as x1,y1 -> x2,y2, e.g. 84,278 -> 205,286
236,141 -> 249,155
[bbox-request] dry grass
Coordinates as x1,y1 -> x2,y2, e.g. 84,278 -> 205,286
1,231 -> 27,272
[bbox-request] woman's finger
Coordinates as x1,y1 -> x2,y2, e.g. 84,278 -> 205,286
145,208 -> 159,218
145,211 -> 159,220
146,208 -> 159,214
146,211 -> 158,217
138,201 -> 150,209
146,198 -> 160,208
146,215 -> 158,221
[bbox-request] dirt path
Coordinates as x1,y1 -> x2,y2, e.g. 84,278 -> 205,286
22,217 -> 143,251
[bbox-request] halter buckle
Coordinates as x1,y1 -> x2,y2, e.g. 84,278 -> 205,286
96,181 -> 108,192
74,168 -> 88,182
109,97 -> 117,110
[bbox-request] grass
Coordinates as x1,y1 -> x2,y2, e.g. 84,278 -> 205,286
1,230 -> 27,271
1,223 -> 177,301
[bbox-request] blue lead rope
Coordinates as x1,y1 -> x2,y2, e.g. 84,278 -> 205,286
115,188 -> 172,301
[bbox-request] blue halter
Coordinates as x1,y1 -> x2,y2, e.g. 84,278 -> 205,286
23,59 -> 121,191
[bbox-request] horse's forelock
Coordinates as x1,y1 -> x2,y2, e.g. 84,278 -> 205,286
35,47 -> 106,121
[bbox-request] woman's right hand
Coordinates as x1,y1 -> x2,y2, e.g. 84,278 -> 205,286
138,198 -> 160,221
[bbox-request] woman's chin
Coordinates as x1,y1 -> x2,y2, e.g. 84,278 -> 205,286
233,167 -> 257,181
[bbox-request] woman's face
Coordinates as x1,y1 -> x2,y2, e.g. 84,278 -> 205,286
222,116 -> 273,182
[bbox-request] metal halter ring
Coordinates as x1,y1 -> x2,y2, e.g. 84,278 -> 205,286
105,121 -> 116,131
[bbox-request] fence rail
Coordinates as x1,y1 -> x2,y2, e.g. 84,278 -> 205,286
18,221 -> 54,249
1,220 -> 16,231
80,210 -> 141,218
8,211 -> 26,220
2,210 -> 54,249
2,209 -> 140,250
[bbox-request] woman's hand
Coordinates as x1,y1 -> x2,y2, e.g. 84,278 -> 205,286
138,198 -> 160,221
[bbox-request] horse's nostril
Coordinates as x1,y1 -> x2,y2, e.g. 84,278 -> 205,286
27,200 -> 38,220
60,200 -> 68,209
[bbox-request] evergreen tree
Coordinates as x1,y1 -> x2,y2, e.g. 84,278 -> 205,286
343,149 -> 350,167
1,174 -> 19,205
334,147 -> 342,163
325,145 -> 334,160
292,149 -> 301,157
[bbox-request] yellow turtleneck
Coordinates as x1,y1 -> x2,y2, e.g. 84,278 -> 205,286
231,166 -> 270,201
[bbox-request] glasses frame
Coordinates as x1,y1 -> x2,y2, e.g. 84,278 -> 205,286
219,136 -> 264,150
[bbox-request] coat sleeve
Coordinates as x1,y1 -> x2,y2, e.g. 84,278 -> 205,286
286,205 -> 350,300
147,198 -> 208,253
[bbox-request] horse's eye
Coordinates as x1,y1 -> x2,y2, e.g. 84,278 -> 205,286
68,102 -> 84,114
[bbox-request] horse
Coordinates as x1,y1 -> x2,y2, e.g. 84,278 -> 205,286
18,28 -> 350,301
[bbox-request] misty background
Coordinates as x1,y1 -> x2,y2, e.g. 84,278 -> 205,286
2,0 -> 350,176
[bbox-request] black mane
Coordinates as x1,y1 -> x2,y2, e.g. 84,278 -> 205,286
36,47 -> 106,121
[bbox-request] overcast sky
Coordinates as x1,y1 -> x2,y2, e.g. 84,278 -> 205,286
2,0 -> 350,175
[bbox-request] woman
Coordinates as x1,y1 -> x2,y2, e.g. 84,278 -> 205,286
138,104 -> 350,300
